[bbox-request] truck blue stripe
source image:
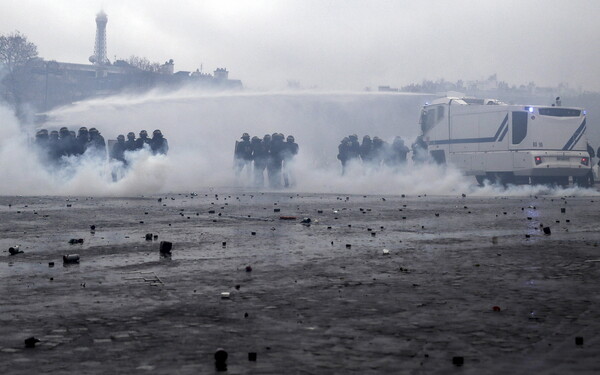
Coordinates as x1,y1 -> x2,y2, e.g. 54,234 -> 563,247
561,118 -> 586,151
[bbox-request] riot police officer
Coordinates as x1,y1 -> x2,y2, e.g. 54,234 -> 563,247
125,132 -> 137,151
234,133 -> 253,177
135,130 -> 151,150
151,129 -> 169,155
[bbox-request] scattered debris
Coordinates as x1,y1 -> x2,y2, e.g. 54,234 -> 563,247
8,246 -> 23,256
145,233 -> 153,241
279,216 -> 296,220
248,352 -> 257,361
48,262 -> 54,267
159,241 -> 172,255
24,337 -> 40,348
245,266 -> 253,272
68,238 -> 84,244
452,356 -> 464,366
575,337 -> 584,346
543,227 -> 551,235
492,306 -> 501,312
382,249 -> 390,255
215,348 -> 228,371
90,225 -> 96,231
274,208 -> 281,213
221,292 -> 230,299
300,218 -> 311,224
63,254 -> 80,264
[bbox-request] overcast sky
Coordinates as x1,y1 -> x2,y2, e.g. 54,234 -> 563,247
1,0 -> 599,91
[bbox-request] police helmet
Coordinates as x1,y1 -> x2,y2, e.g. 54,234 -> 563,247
117,134 -> 125,141
251,136 -> 260,142
89,128 -> 98,134
363,135 -> 371,141
78,126 -> 88,133
36,129 -> 48,136
140,130 -> 148,137
263,134 -> 271,140
153,129 -> 163,137
349,134 -> 358,141
127,132 -> 135,139
59,127 -> 69,135
241,132 -> 250,140
50,130 -> 59,136
287,135 -> 295,142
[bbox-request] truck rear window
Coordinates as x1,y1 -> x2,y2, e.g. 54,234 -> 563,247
512,112 -> 527,144
538,108 -> 581,117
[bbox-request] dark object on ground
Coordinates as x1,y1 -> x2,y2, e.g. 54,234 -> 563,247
159,241 -> 172,254
24,337 -> 40,348
245,266 -> 252,272
274,208 -> 281,212
492,306 -> 501,312
145,233 -> 153,241
90,225 -> 96,230
248,352 -> 257,361
301,218 -> 311,224
48,262 -> 54,267
346,244 -> 351,248
561,208 -> 566,213
279,216 -> 296,220
68,238 -> 84,244
8,247 -> 23,255
543,227 -> 551,235
575,337 -> 584,346
452,356 -> 464,366
63,254 -> 80,264
215,348 -> 228,371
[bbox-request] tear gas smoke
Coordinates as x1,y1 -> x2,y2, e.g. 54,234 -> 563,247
0,88 -> 598,197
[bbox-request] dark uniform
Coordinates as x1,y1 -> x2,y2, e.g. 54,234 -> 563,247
387,136 -> 410,167
360,135 -> 373,164
111,135 -> 127,163
347,134 -> 361,161
251,136 -> 266,187
125,132 -> 137,151
371,136 -> 387,167
75,127 -> 89,155
58,127 -> 76,157
234,133 -> 253,177
150,129 -> 169,155
268,133 -> 286,188
337,137 -> 351,175
283,135 -> 299,187
135,130 -> 151,150
87,128 -> 107,159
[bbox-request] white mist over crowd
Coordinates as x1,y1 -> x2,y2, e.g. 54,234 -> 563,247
0,88 -> 598,197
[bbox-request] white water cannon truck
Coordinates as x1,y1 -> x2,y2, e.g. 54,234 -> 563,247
420,97 -> 592,186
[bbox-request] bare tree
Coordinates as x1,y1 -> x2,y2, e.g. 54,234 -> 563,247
124,55 -> 161,73
0,31 -> 38,74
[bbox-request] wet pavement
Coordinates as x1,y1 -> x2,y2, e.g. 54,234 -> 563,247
1,192 -> 600,374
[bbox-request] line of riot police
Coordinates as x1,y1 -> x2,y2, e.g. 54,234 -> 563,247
34,126 -> 107,164
34,127 -> 168,168
109,129 -> 169,164
337,134 -> 426,174
234,132 -> 298,188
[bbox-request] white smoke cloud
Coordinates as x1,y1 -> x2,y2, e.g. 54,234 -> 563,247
0,88 -> 598,197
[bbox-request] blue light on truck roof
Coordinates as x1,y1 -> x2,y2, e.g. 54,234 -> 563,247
528,107 -> 534,113
583,110 -> 587,115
